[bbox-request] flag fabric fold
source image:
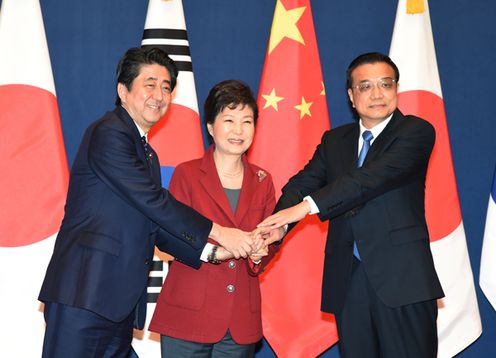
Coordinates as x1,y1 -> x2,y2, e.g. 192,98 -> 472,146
480,168 -> 496,310
389,1 -> 482,356
249,1 -> 337,356
132,0 -> 204,355
0,0 -> 69,356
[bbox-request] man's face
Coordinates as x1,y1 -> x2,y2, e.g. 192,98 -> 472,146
347,62 -> 398,128
118,63 -> 172,132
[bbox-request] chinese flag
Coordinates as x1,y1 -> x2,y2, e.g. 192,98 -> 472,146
0,0 -> 69,356
249,0 -> 337,356
390,0 -> 481,356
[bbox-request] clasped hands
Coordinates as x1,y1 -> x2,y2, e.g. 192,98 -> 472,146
211,200 -> 311,262
211,225 -> 270,262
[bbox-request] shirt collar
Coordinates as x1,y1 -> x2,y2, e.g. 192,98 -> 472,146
359,113 -> 393,144
133,120 -> 148,141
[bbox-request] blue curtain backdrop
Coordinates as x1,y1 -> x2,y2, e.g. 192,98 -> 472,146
4,0 -> 495,356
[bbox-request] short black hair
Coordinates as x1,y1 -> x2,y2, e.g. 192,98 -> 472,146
203,80 -> 258,144
346,52 -> 400,89
115,47 -> 178,105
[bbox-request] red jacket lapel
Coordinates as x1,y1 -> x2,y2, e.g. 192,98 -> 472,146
198,146 -> 237,227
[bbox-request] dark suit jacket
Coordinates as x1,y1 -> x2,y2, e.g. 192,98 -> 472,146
276,109 -> 444,313
149,146 -> 277,344
39,106 -> 212,328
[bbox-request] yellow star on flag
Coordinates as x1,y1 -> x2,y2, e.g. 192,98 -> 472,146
294,96 -> 313,119
320,81 -> 326,96
268,0 -> 306,54
262,88 -> 284,111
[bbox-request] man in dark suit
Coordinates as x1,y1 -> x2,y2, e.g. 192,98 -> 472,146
39,47 -> 257,358
259,52 -> 444,357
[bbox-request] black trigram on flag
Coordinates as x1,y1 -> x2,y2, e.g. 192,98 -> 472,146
147,259 -> 166,303
142,29 -> 193,72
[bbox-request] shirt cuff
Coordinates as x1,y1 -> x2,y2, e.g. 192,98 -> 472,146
303,196 -> 320,215
200,242 -> 215,262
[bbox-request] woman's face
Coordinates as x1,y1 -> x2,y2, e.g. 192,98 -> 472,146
207,104 -> 255,157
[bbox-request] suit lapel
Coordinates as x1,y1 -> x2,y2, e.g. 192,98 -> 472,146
364,109 -> 403,165
340,124 -> 360,173
147,144 -> 162,186
116,106 -> 149,166
199,147 -> 237,227
115,106 -> 160,184
233,155 -> 257,225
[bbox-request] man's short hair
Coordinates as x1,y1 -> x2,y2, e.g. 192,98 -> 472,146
346,52 -> 400,89
115,47 -> 178,105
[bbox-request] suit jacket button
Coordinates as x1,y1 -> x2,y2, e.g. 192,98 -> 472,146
228,260 -> 236,269
227,284 -> 235,293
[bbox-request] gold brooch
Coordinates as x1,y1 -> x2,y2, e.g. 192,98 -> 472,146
256,170 -> 267,182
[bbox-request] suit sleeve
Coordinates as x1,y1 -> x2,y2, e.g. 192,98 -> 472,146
274,130 -> 332,232
168,163 -> 193,206
87,122 -> 211,267
314,119 -> 434,221
154,164 -> 206,267
281,118 -> 435,223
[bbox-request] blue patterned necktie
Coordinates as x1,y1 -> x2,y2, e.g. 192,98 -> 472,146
141,136 -> 154,166
357,130 -> 373,168
141,136 -> 154,167
141,135 -> 160,184
354,130 -> 374,260
141,136 -> 149,155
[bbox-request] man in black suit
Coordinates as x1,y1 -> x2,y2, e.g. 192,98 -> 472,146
39,47 -> 257,357
259,52 -> 444,357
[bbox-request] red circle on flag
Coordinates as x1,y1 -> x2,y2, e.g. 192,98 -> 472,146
149,103 -> 204,167
0,85 -> 68,247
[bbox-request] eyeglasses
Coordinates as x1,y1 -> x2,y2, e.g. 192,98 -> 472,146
351,78 -> 397,93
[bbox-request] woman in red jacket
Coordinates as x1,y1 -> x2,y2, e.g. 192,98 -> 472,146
149,80 -> 278,357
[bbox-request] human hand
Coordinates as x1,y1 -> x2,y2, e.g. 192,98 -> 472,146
214,246 -> 234,261
249,241 -> 268,263
254,226 -> 286,246
210,223 -> 255,259
257,201 -> 311,230
251,230 -> 265,252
